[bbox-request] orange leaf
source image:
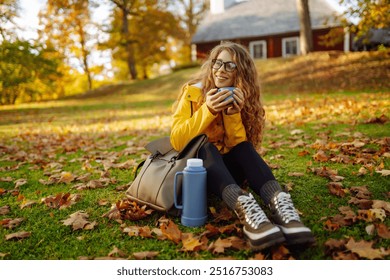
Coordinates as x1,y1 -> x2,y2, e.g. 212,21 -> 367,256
1,218 -> 24,229
160,220 -> 181,244
181,233 -> 203,252
345,238 -> 388,260
324,219 -> 340,231
313,150 -> 329,162
271,245 -> 294,260
327,182 -> 346,197
58,172 -> 75,184
208,237 -> 232,254
375,224 -> 390,239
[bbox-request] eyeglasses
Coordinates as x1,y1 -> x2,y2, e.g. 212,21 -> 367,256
211,59 -> 237,72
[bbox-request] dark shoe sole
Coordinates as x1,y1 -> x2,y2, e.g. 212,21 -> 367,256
245,230 -> 286,251
284,233 -> 316,247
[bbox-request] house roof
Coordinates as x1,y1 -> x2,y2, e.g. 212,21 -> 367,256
192,0 -> 341,43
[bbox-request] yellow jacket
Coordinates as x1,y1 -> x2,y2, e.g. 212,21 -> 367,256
170,84 -> 247,154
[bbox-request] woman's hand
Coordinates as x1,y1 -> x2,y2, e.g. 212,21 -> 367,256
225,88 -> 245,115
205,88 -> 234,115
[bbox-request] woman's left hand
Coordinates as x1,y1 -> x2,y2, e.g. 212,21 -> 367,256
225,88 -> 245,115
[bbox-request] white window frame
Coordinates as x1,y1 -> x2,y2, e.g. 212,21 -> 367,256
249,40 -> 267,59
282,37 -> 300,57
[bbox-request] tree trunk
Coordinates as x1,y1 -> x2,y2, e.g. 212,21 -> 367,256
121,7 -> 137,80
296,0 -> 313,55
77,18 -> 93,90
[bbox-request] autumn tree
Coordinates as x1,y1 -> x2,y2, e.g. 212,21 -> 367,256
108,0 -> 139,80
339,0 -> 390,39
0,0 -> 20,40
296,0 -> 313,55
39,0 -> 97,91
174,0 -> 208,63
0,40 -> 62,104
104,0 -> 183,79
131,4 -> 181,79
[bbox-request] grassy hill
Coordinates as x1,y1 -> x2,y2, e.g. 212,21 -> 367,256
63,49 -> 390,101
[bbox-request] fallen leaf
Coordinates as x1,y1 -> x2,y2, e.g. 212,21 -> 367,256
210,207 -> 234,222
363,114 -> 389,124
345,238 -> 388,260
372,200 -> 390,213
0,177 -> 13,182
271,245 -> 294,260
62,211 -> 97,231
41,193 -> 80,210
290,129 -> 304,135
375,224 -> 390,239
369,208 -> 386,222
358,166 -> 367,176
108,246 -> 127,258
20,200 -> 37,209
0,218 -> 24,229
324,219 -> 340,231
14,178 -> 27,188
0,205 -> 10,215
332,251 -> 359,260
228,236 -> 249,250
365,224 -> 375,235
58,172 -> 75,184
328,182 -> 346,197
122,225 -> 141,236
5,231 -> 31,240
102,199 -> 154,222
375,169 -> 390,176
133,251 -> 159,260
139,226 -> 153,238
288,172 -> 305,177
208,237 -> 232,254
350,186 -> 371,199
181,233 -> 203,252
250,253 -> 266,260
313,150 -> 329,162
348,197 -> 373,209
324,238 -> 347,253
160,220 -> 181,244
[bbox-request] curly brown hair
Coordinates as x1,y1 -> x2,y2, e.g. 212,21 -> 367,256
177,41 -> 265,148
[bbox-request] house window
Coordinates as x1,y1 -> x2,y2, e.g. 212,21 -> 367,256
249,40 -> 267,59
282,37 -> 300,57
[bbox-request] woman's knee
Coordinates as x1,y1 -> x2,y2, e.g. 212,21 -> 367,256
231,141 -> 256,153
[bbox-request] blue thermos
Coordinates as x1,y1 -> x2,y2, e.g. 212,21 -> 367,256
174,158 -> 207,227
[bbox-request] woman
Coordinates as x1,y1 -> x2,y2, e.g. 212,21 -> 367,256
170,41 -> 314,251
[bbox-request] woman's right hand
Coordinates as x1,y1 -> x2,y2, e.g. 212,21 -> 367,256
205,88 -> 234,115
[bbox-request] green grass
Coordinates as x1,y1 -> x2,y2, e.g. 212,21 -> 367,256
0,51 -> 389,260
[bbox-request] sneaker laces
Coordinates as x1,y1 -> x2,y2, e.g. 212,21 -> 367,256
275,192 -> 300,222
237,193 -> 269,229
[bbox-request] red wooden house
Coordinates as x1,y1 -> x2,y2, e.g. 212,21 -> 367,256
192,0 -> 351,60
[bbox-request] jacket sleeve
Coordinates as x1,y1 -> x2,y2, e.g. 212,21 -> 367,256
170,85 -> 217,151
222,112 -> 247,149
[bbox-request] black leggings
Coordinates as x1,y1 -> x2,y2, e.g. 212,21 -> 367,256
198,141 -> 276,197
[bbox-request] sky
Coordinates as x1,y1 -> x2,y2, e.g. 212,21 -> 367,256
16,0 -> 111,41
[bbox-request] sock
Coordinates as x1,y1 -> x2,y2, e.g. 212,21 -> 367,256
221,184 -> 244,210
260,180 -> 283,205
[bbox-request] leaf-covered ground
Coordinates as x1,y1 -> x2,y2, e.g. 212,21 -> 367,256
0,51 -> 389,260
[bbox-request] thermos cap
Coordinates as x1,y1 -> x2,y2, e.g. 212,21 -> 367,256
187,158 -> 203,167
